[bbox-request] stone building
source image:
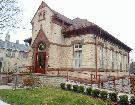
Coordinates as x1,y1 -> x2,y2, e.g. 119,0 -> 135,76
25,1 -> 132,77
0,33 -> 29,73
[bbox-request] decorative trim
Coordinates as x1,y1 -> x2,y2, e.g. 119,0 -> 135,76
38,18 -> 45,22
83,42 -> 95,45
50,42 -> 71,47
48,68 -> 97,72
47,68 -> 128,72
71,39 -> 84,45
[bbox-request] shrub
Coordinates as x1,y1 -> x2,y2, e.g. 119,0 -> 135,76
22,77 -> 34,87
86,87 -> 92,95
78,86 -> 85,93
91,89 -> 100,98
100,91 -> 108,100
60,83 -> 65,89
130,96 -> 135,105
118,95 -> 129,105
73,85 -> 78,92
66,84 -> 72,90
108,92 -> 117,102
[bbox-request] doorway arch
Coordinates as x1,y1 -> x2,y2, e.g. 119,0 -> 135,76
32,29 -> 50,74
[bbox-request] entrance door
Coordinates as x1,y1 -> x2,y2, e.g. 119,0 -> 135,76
36,52 -> 46,73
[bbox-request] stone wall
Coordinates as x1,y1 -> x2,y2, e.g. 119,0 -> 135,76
40,75 -> 66,86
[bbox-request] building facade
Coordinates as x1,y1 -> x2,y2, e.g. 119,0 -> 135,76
25,1 -> 132,76
0,33 -> 29,73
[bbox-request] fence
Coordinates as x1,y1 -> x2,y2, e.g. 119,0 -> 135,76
47,69 -> 132,94
0,67 -> 133,94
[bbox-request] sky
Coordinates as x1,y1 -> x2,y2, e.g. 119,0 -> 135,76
0,0 -> 135,60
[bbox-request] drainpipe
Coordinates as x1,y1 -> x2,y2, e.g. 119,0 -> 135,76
95,35 -> 98,80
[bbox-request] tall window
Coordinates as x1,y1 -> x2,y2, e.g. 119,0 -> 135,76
38,12 -> 42,20
99,46 -> 104,69
125,55 -> 128,70
43,12 -> 46,19
110,50 -> 113,62
73,44 -> 82,68
110,49 -> 114,70
116,52 -> 118,70
119,53 -> 121,70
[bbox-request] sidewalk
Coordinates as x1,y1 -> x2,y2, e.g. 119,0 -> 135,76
0,100 -> 10,105
0,85 -> 12,89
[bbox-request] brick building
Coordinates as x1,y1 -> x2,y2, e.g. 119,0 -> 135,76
25,1 -> 132,77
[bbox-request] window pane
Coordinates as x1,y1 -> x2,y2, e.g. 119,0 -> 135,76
79,44 -> 82,48
75,59 -> 79,67
75,44 -> 78,48
74,51 -> 82,68
74,52 -> 80,58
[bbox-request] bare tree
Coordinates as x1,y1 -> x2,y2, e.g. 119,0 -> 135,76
0,0 -> 21,33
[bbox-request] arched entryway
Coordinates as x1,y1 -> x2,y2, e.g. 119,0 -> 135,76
32,28 -> 50,74
35,42 -> 46,73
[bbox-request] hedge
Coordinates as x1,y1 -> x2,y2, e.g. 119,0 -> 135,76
60,83 -> 134,105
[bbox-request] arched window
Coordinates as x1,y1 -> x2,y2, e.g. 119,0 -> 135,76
38,43 -> 46,51
43,12 -> 46,19
38,12 -> 42,20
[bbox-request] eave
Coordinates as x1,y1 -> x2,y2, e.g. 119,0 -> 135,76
62,25 -> 132,52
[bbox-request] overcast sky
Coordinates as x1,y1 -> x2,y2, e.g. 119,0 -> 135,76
1,0 -> 135,60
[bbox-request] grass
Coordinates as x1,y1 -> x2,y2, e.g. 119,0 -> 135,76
0,86 -> 111,105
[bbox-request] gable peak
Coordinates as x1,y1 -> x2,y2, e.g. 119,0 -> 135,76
38,1 -> 48,10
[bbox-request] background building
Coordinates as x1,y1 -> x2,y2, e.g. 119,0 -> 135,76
0,33 -> 29,73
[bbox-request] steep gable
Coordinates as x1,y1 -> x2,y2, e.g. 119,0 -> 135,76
30,1 -> 132,52
31,1 -> 50,23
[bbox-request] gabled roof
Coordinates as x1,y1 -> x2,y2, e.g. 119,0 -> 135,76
52,10 -> 73,24
31,1 -> 132,51
64,18 -> 95,31
31,1 -> 72,24
31,1 -> 48,23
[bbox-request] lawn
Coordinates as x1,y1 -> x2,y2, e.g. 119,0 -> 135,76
0,86 -> 111,105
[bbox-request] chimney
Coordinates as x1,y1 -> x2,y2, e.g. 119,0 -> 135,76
5,32 -> 10,42
16,40 -> 19,44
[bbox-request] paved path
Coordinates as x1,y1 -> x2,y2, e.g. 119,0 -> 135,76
0,85 -> 12,89
0,100 -> 10,105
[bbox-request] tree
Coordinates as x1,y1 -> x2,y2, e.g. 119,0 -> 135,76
0,0 -> 21,33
